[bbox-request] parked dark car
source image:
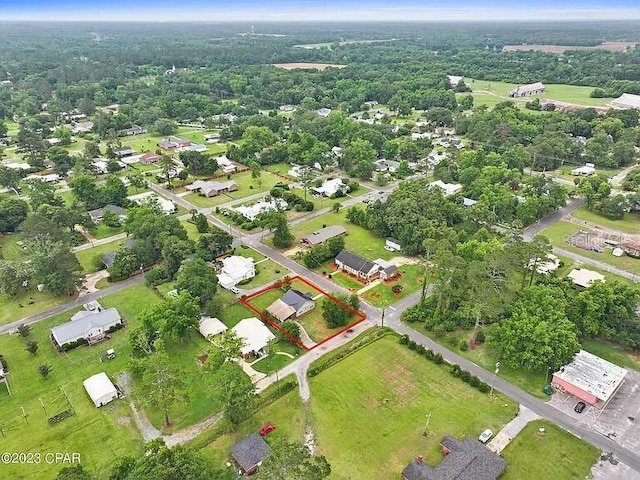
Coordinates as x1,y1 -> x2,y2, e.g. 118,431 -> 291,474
574,401 -> 586,413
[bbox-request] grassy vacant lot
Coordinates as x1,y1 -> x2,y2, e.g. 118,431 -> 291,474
502,420 -> 599,480
362,263 -> 425,307
0,232 -> 32,262
235,246 -> 289,289
88,222 -> 125,240
0,285 -> 162,480
581,338 -> 640,371
287,205 -> 396,261
218,302 -> 257,329
540,221 -> 640,275
0,290 -> 70,326
309,336 -> 517,480
184,170 -> 287,208
75,238 -> 124,273
570,206 -> 640,234
466,78 -> 611,107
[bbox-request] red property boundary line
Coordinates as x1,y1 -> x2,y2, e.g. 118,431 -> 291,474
240,275 -> 367,352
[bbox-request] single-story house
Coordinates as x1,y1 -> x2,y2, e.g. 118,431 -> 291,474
611,93 -> 640,110
231,318 -> 276,358
230,432 -> 270,475
234,198 -> 288,221
282,289 -> 315,316
335,249 -> 380,280
567,268 -> 605,288
128,192 -> 176,214
178,143 -> 207,153
140,152 -> 161,165
385,238 -> 402,252
118,125 -> 147,136
72,121 -> 94,134
373,159 -> 402,173
204,133 -> 221,141
301,225 -> 347,246
316,107 -> 332,117
447,74 -> 465,87
509,82 -> 546,98
50,307 -> 122,348
552,350 -> 627,407
103,239 -> 136,268
374,259 -> 400,281
266,299 -> 296,322
157,137 -> 192,150
288,164 -> 310,178
218,256 -> 255,290
430,180 -> 463,196
216,156 -> 237,173
87,204 -> 126,224
3,161 -> 31,170
571,163 -> 596,176
312,178 -> 349,197
280,104 -> 297,112
113,146 -> 136,157
198,316 -> 228,340
462,197 -> 478,207
186,180 -> 238,197
25,173 -> 60,183
402,435 -> 507,480
529,254 -> 560,275
83,372 -> 119,408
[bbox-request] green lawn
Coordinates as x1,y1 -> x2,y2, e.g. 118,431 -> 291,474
286,205 -> 397,261
184,170 -> 288,208
0,284 -> 163,480
0,232 -> 32,262
74,238 -> 124,273
570,206 -> 640,234
501,420 -> 599,480
234,246 -> 290,289
581,338 -> 640,371
219,303 -> 257,329
309,336 -> 517,480
330,270 -> 364,291
466,78 -> 612,107
539,221 -> 640,276
0,290 -> 70,326
264,163 -> 294,176
362,264 -> 426,307
251,351 -> 298,375
180,219 -> 202,241
88,223 -> 125,240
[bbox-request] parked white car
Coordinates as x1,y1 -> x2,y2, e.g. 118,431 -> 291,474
479,429 -> 493,444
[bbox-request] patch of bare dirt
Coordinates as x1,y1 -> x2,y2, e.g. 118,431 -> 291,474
503,42 -> 637,54
273,63 -> 347,71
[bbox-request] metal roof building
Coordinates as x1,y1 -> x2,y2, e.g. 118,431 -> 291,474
552,350 -> 628,406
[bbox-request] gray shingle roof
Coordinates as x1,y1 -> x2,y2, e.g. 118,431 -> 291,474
282,289 -> 314,313
302,225 -> 347,246
335,249 -> 377,275
230,432 -> 270,473
51,308 -> 122,346
402,436 -> 507,480
88,204 -> 126,222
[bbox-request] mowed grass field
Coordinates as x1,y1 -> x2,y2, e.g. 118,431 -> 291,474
501,420 -> 599,480
465,78 -> 612,107
0,285 -> 161,480
309,336 -> 517,479
570,206 -> 640,234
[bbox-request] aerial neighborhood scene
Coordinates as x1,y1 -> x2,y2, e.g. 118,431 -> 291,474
3,1 -> 640,479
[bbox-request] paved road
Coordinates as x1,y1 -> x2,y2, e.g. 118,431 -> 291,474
71,232 -> 128,253
11,179 -> 640,466
522,197 -> 584,240
0,275 -> 145,334
553,247 -> 639,281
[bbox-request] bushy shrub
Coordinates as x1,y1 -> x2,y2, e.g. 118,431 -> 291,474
399,334 -> 409,345
459,339 -> 469,351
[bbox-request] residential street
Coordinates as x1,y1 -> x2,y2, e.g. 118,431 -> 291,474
6,179 -> 640,468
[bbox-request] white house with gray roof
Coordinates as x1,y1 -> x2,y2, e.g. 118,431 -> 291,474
50,308 -> 122,348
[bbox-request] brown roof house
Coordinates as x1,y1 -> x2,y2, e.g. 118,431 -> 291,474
230,432 -> 270,475
402,436 -> 507,480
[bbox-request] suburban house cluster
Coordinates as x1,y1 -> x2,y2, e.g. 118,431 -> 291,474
197,315 -> 275,359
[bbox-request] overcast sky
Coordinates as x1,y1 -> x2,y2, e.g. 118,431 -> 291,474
2,0 -> 640,22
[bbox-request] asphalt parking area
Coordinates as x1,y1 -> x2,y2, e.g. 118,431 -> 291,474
548,370 -> 640,451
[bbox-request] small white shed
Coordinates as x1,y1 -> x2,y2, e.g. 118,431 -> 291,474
83,372 -> 119,408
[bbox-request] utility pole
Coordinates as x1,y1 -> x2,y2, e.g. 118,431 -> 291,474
489,362 -> 500,397
424,413 -> 431,435
381,306 -> 385,328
